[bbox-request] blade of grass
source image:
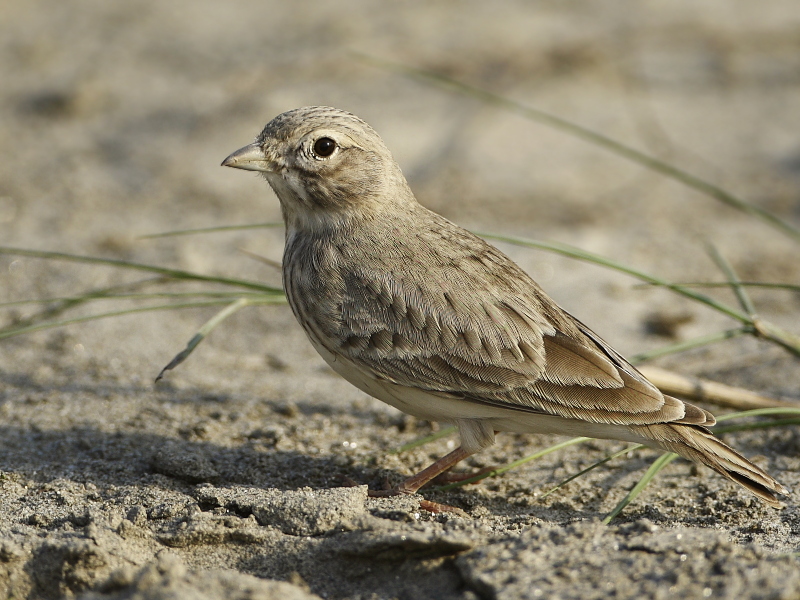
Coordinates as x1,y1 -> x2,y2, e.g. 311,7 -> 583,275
389,426 -> 457,455
714,407 -> 800,421
478,232 -> 750,322
750,318 -> 800,359
0,246 -> 283,293
0,277 -> 168,332
714,418 -> 800,435
630,327 -> 751,363
705,243 -> 756,316
358,54 -> 800,243
635,281 -> 800,292
479,232 -> 800,357
433,436 -> 590,492
0,297 -> 283,341
603,452 -> 679,523
541,444 -> 644,499
509,410 -> 798,518
139,222 -> 282,239
237,247 -> 282,270
712,407 -> 800,435
156,297 -> 256,381
0,290 -> 270,307
568,411 -> 800,519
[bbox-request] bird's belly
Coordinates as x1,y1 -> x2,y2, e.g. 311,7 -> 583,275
307,336 -> 643,443
308,338 -> 457,420
306,337 -> 607,427
305,337 -> 494,422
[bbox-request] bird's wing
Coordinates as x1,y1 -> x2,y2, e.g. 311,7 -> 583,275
334,243 -> 697,427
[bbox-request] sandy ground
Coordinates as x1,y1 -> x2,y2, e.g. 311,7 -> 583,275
1,1 -> 800,598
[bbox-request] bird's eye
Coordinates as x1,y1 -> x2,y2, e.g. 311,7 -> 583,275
313,137 -> 337,158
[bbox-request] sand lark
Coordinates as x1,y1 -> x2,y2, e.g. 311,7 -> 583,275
223,106 -> 786,508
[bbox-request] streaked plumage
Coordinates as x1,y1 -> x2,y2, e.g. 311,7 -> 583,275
223,106 -> 786,508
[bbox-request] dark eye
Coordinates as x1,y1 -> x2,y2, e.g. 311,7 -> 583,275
313,137 -> 336,158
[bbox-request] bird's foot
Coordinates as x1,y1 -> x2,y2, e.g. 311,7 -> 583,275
367,486 -> 468,516
339,476 -> 468,515
338,445 -> 476,516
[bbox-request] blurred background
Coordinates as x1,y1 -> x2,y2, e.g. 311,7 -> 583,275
1,0 -> 799,394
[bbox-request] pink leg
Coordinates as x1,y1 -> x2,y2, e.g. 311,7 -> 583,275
369,446 -> 474,497
341,443 -> 495,514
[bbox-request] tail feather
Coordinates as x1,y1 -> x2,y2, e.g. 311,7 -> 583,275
630,421 -> 788,508
674,400 -> 716,426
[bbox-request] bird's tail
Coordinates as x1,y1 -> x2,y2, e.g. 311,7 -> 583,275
630,420 -> 788,508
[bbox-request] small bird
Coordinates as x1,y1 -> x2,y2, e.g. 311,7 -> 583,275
223,106 -> 786,509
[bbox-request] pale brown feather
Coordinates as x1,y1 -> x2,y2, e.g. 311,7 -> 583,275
631,422 -> 787,507
318,208 -> 675,425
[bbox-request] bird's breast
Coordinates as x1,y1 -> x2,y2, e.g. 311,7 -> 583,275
282,232 -> 350,355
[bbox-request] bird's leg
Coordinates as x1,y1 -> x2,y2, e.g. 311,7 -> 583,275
364,446 -> 476,514
369,445 -> 473,496
428,466 -> 496,486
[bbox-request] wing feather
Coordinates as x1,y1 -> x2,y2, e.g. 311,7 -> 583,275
317,216 -> 684,427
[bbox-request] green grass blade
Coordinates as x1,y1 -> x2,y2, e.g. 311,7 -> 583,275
0,277 -> 167,332
630,327 -> 751,364
477,232 -> 750,323
0,246 -> 283,293
237,247 -> 283,271
635,281 -> 800,292
0,290 -> 270,307
714,407 -> 800,422
714,418 -> 800,435
433,436 -> 590,492
750,318 -> 800,358
358,55 -> 800,243
0,298 -> 281,341
156,297 -> 256,381
541,444 -> 644,499
705,243 -> 756,316
139,222 -> 283,239
602,452 -> 679,524
712,407 -> 800,435
389,426 -> 457,455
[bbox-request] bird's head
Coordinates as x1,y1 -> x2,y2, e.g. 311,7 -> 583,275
223,106 -> 414,232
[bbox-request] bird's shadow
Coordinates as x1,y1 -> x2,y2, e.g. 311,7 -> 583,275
2,368 -> 750,525
0,422 -> 616,525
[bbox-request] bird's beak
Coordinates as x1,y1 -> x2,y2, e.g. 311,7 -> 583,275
221,143 -> 273,172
